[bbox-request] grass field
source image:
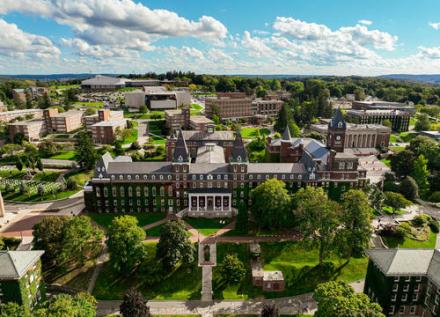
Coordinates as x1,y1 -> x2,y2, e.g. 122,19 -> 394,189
213,241 -> 368,300
184,218 -> 230,236
64,170 -> 93,186
50,150 -> 77,160
87,213 -> 166,230
4,189 -> 80,202
382,206 -> 407,215
145,224 -> 164,237
93,242 -> 202,300
380,158 -> 391,167
33,171 -> 61,182
51,84 -> 80,90
0,169 -> 26,179
73,101 -> 104,108
382,223 -> 437,249
241,127 -> 271,139
123,128 -> 139,144
389,146 -> 405,153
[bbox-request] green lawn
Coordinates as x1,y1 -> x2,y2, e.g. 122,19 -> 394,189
241,127 -> 271,139
213,242 -> 368,300
382,206 -> 407,215
184,218 -> 230,236
389,146 -> 405,153
4,189 -> 80,202
73,101 -> 104,108
151,136 -> 166,145
123,128 -> 138,144
64,170 -> 93,186
87,213 -> 166,230
33,171 -> 61,182
50,150 -> 77,160
380,159 -> 391,167
382,226 -> 437,249
51,84 -> 80,90
0,169 -> 26,179
93,242 -> 201,300
145,224 -> 164,237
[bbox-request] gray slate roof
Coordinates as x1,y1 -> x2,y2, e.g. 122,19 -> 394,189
230,132 -> 248,162
329,108 -> 346,129
368,249 -> 440,284
107,162 -> 171,174
189,163 -> 229,174
0,251 -> 44,280
173,130 -> 190,162
181,130 -> 235,141
248,163 -> 305,174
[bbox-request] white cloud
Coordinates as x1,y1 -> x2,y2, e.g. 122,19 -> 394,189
164,46 -> 205,60
417,46 -> 440,59
358,19 -> 373,26
207,48 -> 233,62
273,17 -> 331,40
429,22 -> 440,30
241,31 -> 275,57
0,19 -> 60,59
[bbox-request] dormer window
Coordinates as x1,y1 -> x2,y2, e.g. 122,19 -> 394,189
119,175 -> 123,180
338,122 -> 343,128
127,175 -> 131,180
135,175 -> 139,180
237,156 -> 242,162
178,155 -> 183,162
207,174 -> 213,180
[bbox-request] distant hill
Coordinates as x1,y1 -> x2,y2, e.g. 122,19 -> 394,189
380,74 -> 440,84
0,73 -> 119,81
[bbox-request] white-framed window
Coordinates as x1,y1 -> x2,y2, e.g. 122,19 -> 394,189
389,305 -> 395,315
412,293 -> 418,302
394,276 -> 400,282
404,284 -> 410,292
127,175 -> 131,180
405,276 -> 411,282
399,306 -> 405,313
402,293 -> 408,302
392,283 -> 398,292
391,294 -> 397,302
410,306 -> 416,315
119,175 -> 123,180
143,175 -> 148,180
135,175 -> 139,180
160,175 -> 164,180
416,276 -> 422,282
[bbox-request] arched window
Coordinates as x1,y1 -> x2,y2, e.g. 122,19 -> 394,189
120,187 -> 125,197
128,186 -> 133,197
160,186 -> 165,196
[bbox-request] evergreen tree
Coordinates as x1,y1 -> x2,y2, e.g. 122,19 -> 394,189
411,154 -> 430,197
120,288 -> 150,317
77,131 -> 98,170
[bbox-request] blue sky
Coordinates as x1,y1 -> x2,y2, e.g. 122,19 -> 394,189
2,0 -> 440,75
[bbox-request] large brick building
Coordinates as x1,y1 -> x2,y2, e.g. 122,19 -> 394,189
346,109 -> 411,132
205,93 -> 253,120
365,249 -> 440,317
352,100 -> 416,114
84,111 -> 367,216
8,120 -> 46,142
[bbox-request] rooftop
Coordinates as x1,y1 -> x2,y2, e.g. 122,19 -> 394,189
180,130 -> 235,141
190,116 -> 213,124
81,75 -> 126,86
92,119 -> 127,127
196,144 -> 226,164
52,110 -> 84,118
0,250 -> 44,280
8,119 -> 45,126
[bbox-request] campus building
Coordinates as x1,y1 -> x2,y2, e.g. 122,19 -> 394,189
365,249 -> 440,317
81,75 -> 126,90
0,251 -> 45,313
251,98 -> 284,118
205,93 -> 253,120
84,111 -> 367,217
44,109 -> 84,133
0,109 -> 44,123
125,86 -> 191,110
8,120 -> 46,142
352,100 -> 416,114
346,109 -> 412,132
12,87 -> 49,104
91,119 -> 127,144
310,121 -> 391,149
165,106 -> 213,133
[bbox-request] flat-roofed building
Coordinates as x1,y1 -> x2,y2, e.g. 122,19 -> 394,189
165,107 -> 190,132
190,116 -> 214,132
205,94 -> 253,120
83,109 -> 124,131
91,119 -> 127,144
49,110 -> 84,132
251,98 -> 283,118
352,100 -> 416,114
8,120 -> 46,142
0,109 -> 43,123
125,87 -> 191,110
346,109 -> 411,132
12,89 -> 26,103
81,75 -> 126,90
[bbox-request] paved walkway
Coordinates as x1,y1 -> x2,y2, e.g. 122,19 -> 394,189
87,243 -> 109,294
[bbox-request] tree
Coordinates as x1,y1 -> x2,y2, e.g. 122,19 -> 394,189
400,176 -> 419,201
34,292 -> 97,317
84,108 -> 96,116
13,132 -> 25,144
256,86 -> 267,98
114,140 -> 124,156
59,216 -> 103,266
411,154 -> 430,197
131,141 -> 141,150
218,254 -> 246,285
384,192 -> 411,214
77,131 -> 98,170
339,190 -> 373,258
274,103 -> 292,133
36,158 -> 43,171
0,302 -> 28,317
382,119 -> 392,129
107,216 -> 147,273
353,87 -> 366,101
156,220 -> 195,270
314,281 -> 384,317
415,113 -> 431,131
293,187 -> 341,265
33,216 -> 69,267
251,179 -> 292,229
66,178 -> 78,190
367,184 -> 385,213
120,288 -> 150,317
261,304 -> 279,317
390,150 -> 415,178
139,105 -> 147,113
38,93 -> 51,109
16,157 -> 23,171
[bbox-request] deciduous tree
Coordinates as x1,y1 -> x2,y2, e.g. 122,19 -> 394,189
218,254 -> 246,285
107,215 -> 147,273
251,179 -> 292,229
120,288 -> 150,317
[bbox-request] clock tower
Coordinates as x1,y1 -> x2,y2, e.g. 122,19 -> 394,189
327,108 -> 346,153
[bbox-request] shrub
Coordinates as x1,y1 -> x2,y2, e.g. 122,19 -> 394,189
429,191 -> 440,203
412,214 -> 429,227
429,219 -> 439,233
66,178 -> 78,190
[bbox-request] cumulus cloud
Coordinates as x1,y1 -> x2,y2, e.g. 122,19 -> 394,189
207,48 -> 233,62
417,46 -> 440,59
358,19 -> 373,26
0,18 -> 60,59
429,22 -> 440,30
241,31 -> 275,57
273,17 -> 331,40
